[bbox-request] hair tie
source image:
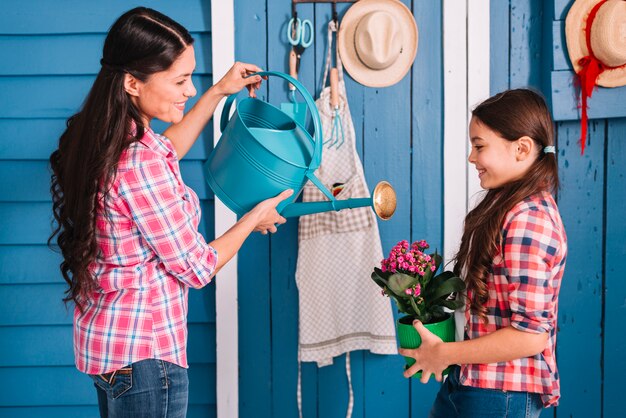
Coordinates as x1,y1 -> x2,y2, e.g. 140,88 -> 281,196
543,145 -> 556,154
100,58 -> 126,73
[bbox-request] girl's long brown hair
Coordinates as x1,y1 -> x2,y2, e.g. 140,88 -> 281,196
48,8 -> 193,311
453,89 -> 559,322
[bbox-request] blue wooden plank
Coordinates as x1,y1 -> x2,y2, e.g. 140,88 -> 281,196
0,405 -> 215,418
509,0 -> 543,89
490,0 -> 510,94
318,353 -> 364,418
0,33 -> 211,76
539,0 -> 554,109
555,120 -> 604,417
0,200 -> 214,244
0,202 -> 53,245
552,20 -> 570,71
0,0 -> 212,34
0,119 -> 211,160
266,1 -> 318,418
407,0 -> 446,415
0,75 -> 212,119
233,0 -> 273,416
180,161 -> 214,200
0,364 -> 214,406
551,70 -> 626,121
0,245 -> 62,284
0,119 -> 65,160
356,14 -> 413,418
0,161 -> 51,202
603,118 -> 626,417
0,323 -> 214,366
0,283 -> 215,326
555,0 -> 573,20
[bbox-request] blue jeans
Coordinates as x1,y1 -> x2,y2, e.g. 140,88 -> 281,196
429,365 -> 543,418
90,359 -> 188,418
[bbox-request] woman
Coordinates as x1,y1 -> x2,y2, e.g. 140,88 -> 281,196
49,7 -> 290,417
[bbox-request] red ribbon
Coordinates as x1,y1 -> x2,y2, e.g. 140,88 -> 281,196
575,0 -> 608,155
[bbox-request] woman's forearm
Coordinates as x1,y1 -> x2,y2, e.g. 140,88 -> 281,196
164,85 -> 225,159
441,326 -> 549,365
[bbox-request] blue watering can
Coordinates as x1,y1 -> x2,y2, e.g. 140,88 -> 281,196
203,71 -> 396,220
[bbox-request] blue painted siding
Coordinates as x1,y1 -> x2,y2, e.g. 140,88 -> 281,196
235,1 -> 442,417
0,1 -> 216,417
491,1 -> 625,418
236,1 -> 625,418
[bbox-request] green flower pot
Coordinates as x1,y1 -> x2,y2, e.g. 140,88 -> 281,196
397,314 -> 456,378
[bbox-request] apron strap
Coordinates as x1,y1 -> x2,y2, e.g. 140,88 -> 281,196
321,20 -> 344,92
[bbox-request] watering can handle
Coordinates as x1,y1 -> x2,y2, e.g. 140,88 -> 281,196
220,94 -> 238,133
251,71 -> 324,171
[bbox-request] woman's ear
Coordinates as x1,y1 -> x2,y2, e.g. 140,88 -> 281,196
515,136 -> 535,161
124,73 -> 141,97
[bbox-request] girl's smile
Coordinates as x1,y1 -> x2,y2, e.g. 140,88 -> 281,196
468,117 -> 536,189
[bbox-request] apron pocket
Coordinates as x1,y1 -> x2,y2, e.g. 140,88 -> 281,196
298,174 -> 373,241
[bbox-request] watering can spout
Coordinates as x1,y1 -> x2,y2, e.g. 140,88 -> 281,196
280,181 -> 397,220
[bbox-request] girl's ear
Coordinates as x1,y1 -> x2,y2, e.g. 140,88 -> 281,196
124,73 -> 141,97
515,136 -> 535,161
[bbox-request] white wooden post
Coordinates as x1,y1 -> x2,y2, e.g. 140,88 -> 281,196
211,2 -> 238,417
443,0 -> 490,265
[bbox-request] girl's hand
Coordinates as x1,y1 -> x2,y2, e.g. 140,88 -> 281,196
398,320 -> 449,384
245,189 -> 293,234
213,62 -> 267,98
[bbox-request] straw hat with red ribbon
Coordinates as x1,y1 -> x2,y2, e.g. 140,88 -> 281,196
565,0 -> 626,154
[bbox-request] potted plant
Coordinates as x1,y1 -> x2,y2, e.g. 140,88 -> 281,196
371,239 -> 466,377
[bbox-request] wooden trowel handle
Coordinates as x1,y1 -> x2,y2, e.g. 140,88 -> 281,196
330,68 -> 339,108
288,49 -> 297,91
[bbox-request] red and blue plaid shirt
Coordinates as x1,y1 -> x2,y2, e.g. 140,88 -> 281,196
74,127 -> 218,375
460,191 -> 567,407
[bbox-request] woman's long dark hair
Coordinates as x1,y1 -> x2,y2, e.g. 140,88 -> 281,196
453,89 -> 559,322
49,7 -> 194,311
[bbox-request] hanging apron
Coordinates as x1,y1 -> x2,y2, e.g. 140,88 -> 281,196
295,21 -> 397,418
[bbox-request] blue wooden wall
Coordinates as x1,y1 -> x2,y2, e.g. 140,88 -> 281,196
490,1 -> 625,418
237,0 -> 625,417
235,1 -> 443,417
1,1 -> 623,418
0,1 -> 217,417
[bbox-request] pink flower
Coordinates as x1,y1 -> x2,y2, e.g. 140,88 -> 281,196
404,288 -> 413,295
413,284 -> 421,296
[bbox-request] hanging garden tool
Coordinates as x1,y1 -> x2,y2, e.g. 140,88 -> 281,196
323,67 -> 345,149
280,4 -> 313,127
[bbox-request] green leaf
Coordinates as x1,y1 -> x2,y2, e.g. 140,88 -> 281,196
387,273 -> 420,296
409,296 -> 423,319
373,267 -> 393,280
370,271 -> 389,289
423,271 -> 459,298
427,276 -> 466,302
440,298 -> 465,310
431,252 -> 443,270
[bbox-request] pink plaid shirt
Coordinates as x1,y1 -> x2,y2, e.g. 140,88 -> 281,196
74,127 -> 218,375
460,191 -> 567,407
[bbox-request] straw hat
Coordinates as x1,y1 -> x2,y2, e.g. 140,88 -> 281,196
565,0 -> 626,87
338,0 -> 418,88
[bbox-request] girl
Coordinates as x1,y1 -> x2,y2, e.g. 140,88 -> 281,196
399,89 -> 567,418
49,7 -> 291,417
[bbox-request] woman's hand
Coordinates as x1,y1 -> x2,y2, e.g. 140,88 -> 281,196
244,189 -> 294,234
398,320 -> 449,384
213,62 -> 267,98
